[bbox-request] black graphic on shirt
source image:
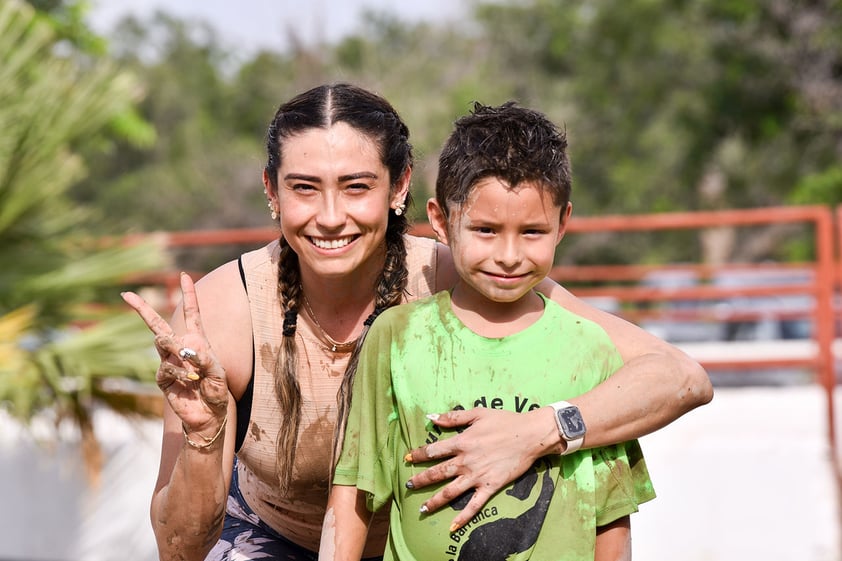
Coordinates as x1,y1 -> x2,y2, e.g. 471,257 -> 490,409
449,458 -> 554,560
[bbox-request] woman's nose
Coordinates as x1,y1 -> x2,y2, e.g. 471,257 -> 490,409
316,192 -> 346,229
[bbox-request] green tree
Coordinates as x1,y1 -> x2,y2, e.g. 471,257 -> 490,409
70,1 -> 842,267
472,0 -> 842,262
73,12 -> 281,270
0,0 -> 165,479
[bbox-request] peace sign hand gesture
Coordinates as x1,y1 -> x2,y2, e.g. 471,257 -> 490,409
122,272 -> 229,435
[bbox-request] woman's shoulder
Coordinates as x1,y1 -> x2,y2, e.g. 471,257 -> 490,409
192,258 -> 254,393
404,233 -> 436,255
195,258 -> 245,296
377,289 -> 443,328
198,238 -> 278,299
404,234 -> 443,300
240,239 -> 280,272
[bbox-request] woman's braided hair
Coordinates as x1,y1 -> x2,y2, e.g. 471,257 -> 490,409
263,83 -> 413,492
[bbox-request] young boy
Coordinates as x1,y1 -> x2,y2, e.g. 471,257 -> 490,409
320,102 -> 655,561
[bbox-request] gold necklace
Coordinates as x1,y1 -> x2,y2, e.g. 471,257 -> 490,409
302,294 -> 357,353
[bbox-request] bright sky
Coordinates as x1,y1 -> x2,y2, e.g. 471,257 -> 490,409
87,0 -> 468,55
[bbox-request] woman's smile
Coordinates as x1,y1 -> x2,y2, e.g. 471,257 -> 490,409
309,235 -> 358,250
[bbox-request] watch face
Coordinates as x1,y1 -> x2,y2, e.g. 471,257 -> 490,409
557,407 -> 586,439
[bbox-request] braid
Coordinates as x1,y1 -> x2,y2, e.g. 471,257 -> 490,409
332,209 -> 410,468
274,237 -> 303,493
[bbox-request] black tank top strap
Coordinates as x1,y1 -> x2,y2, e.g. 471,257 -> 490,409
235,255 -> 256,453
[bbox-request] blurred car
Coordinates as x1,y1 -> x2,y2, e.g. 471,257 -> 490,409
637,266 -> 816,343
712,268 -> 814,341
637,269 -> 724,343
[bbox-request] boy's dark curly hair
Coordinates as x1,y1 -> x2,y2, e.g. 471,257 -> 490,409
435,101 -> 571,215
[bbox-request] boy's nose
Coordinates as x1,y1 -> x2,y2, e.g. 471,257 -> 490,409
495,238 -> 521,268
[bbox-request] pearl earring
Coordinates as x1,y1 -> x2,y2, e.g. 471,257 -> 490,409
263,190 -> 279,220
394,202 -> 406,216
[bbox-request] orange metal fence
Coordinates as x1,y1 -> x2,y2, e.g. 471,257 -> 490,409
550,206 -> 839,469
132,205 -> 842,471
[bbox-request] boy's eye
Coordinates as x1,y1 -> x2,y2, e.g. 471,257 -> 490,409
524,225 -> 554,235
475,226 -> 495,234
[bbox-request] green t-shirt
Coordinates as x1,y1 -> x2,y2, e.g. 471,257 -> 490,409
334,291 -> 655,561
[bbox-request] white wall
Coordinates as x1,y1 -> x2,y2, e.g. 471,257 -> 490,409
1,409 -> 159,561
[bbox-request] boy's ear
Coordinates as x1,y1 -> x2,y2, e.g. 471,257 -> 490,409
556,202 -> 573,244
426,198 -> 450,245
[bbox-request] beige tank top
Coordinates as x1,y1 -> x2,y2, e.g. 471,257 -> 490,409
237,235 -> 438,554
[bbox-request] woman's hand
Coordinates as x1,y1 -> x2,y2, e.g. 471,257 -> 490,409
403,406 -> 560,531
122,272 -> 229,433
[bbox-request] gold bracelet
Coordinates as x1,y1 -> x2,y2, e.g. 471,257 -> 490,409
182,414 -> 227,450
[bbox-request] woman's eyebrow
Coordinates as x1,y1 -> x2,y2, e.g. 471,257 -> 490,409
283,173 -> 321,182
338,171 -> 378,182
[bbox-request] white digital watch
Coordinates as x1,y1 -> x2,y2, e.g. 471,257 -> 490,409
550,400 -> 586,455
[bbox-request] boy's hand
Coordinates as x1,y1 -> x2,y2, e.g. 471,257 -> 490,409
403,406 -> 559,531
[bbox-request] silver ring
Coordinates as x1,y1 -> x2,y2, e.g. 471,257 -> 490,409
178,347 -> 198,360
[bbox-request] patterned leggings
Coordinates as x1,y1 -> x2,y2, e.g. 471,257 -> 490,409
205,460 -> 383,561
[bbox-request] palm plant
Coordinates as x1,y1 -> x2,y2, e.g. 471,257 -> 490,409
0,0 -> 166,480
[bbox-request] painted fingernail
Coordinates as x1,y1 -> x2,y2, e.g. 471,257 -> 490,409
419,504 -> 428,514
404,453 -> 412,462
425,413 -> 440,422
186,372 -> 200,381
405,480 -> 414,489
449,523 -> 460,533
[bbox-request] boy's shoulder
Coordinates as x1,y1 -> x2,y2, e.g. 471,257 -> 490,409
372,290 -> 450,329
539,292 -> 585,321
379,290 -> 447,323
539,294 -> 617,340
367,292 -> 447,346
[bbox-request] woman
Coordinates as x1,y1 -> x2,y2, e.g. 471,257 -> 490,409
122,83 -> 712,561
